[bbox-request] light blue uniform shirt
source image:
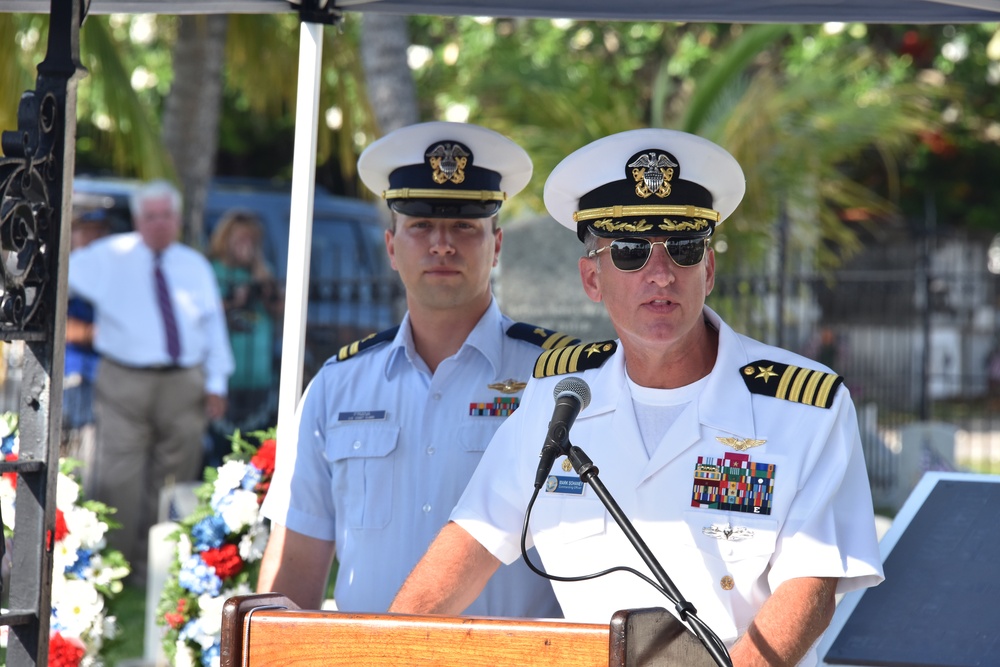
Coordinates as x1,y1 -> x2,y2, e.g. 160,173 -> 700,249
261,299 -> 565,617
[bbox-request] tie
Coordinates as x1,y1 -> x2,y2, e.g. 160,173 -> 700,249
154,253 -> 181,362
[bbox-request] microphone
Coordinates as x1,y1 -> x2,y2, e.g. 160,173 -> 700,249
534,377 -> 591,489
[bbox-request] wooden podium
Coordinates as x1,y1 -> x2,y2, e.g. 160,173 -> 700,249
221,594 -> 717,667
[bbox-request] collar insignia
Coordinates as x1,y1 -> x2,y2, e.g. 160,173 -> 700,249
716,436 -> 766,451
561,458 -> 573,472
488,378 -> 527,394
702,523 -> 755,542
627,151 -> 678,199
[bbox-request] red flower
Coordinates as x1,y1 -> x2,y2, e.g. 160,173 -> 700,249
163,596 -> 189,628
164,611 -> 186,629
251,439 -> 276,477
200,543 -> 244,580
3,452 -> 17,487
48,632 -> 85,667
54,508 -> 69,543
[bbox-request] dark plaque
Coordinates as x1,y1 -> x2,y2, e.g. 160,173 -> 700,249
823,474 -> 1000,666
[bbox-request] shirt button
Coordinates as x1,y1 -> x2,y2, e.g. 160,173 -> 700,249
426,446 -> 435,455
352,441 -> 362,450
432,393 -> 442,400
422,504 -> 432,513
720,575 -> 734,591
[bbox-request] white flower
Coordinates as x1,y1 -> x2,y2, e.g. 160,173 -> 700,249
51,578 -> 103,638
0,482 -> 16,531
174,638 -> 197,667
197,593 -> 227,637
64,505 -> 108,551
103,614 -> 119,641
56,472 -> 82,511
52,532 -> 83,574
216,489 -> 259,533
89,555 -> 129,589
211,461 -> 250,507
177,531 -> 193,562
180,616 -> 218,650
239,521 -> 270,562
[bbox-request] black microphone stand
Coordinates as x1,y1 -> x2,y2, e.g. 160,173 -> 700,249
566,442 -> 733,667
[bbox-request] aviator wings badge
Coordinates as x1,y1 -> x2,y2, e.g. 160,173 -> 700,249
716,436 -> 766,452
488,379 -> 527,394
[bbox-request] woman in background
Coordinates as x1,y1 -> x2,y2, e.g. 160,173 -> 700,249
207,209 -> 284,467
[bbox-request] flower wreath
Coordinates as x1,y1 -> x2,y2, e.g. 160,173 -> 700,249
0,412 -> 130,667
157,428 -> 275,667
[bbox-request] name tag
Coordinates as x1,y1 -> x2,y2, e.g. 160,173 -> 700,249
338,410 -> 387,422
544,475 -> 586,495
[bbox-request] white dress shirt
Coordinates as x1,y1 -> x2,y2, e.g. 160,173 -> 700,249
68,232 -> 234,395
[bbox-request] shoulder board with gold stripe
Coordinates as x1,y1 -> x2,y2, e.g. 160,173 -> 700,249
740,360 -> 843,409
533,340 -> 617,379
336,326 -> 400,362
506,322 -> 581,350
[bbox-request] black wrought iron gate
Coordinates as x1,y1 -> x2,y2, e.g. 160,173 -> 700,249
0,0 -> 83,664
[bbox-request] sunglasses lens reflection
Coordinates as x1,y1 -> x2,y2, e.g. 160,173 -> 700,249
670,238 -> 707,267
608,237 -> 706,271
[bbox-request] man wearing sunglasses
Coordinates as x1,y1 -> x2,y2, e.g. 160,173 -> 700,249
390,129 -> 884,666
257,122 -> 564,620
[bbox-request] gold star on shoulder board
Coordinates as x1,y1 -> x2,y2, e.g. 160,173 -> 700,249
716,436 -> 767,451
487,379 -> 527,394
754,365 -> 778,382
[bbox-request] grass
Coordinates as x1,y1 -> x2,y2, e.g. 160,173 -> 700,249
103,584 -> 147,666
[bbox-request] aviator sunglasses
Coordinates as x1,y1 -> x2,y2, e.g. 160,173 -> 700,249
588,236 -> 710,271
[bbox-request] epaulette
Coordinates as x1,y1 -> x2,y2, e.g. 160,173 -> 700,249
740,360 -> 843,409
533,340 -> 617,379
336,326 -> 399,362
506,322 -> 581,351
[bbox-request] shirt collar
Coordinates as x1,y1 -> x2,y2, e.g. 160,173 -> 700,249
578,306 -> 755,437
697,305 -> 756,437
383,298 -> 504,380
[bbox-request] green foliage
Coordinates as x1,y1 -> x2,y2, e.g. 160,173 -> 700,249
4,13 -> 996,264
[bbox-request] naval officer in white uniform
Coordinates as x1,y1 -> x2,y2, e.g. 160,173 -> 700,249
390,128 -> 884,666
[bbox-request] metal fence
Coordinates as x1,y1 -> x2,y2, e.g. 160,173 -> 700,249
712,232 -> 1000,510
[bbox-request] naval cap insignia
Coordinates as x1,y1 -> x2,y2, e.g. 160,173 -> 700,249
426,142 -> 470,184
627,150 -> 678,199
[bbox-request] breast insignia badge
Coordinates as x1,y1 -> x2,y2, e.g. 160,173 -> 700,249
488,379 -> 527,394
716,436 -> 766,451
702,523 -> 755,542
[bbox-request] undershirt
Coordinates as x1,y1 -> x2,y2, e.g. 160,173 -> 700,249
627,372 -> 710,458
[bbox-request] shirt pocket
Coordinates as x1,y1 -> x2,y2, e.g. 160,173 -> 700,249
682,510 -> 778,567
326,422 -> 400,530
